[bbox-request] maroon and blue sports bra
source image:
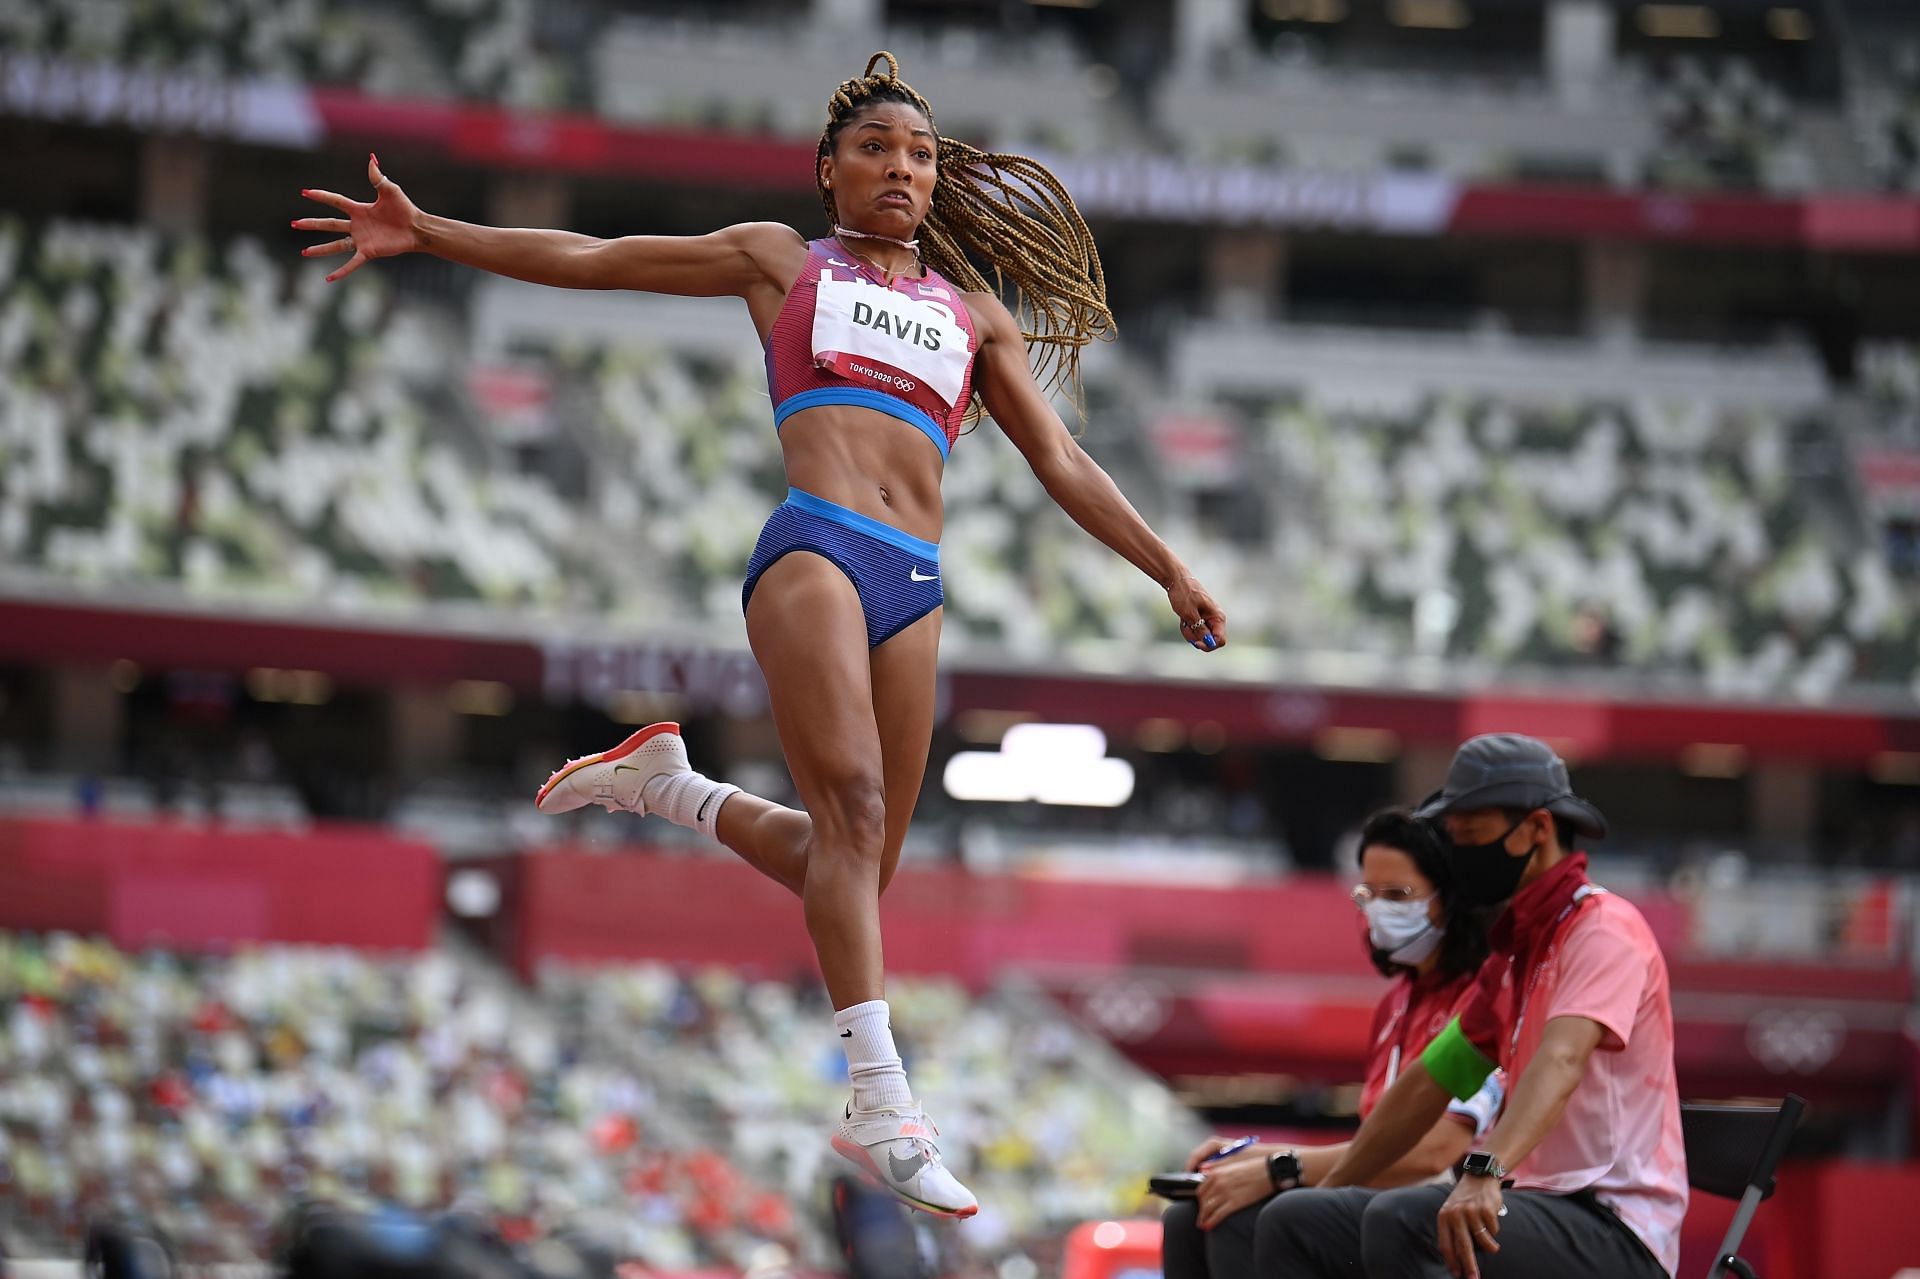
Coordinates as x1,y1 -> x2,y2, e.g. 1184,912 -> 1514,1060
764,237 -> 981,459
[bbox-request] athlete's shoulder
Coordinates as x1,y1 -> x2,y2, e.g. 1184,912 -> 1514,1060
958,289 -> 1016,346
713,222 -> 809,278
720,221 -> 808,250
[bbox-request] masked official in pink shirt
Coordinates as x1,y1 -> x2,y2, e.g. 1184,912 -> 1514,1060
1259,733 -> 1686,1279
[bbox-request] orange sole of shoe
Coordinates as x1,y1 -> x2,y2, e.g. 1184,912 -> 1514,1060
533,721 -> 680,810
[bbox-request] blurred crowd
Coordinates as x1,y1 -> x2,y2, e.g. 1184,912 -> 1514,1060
545,964 -> 1196,1275
0,931 -> 1193,1273
1641,55 -> 1811,193
1233,390 -> 1903,698
0,932 -> 794,1269
3,215 -> 1912,696
0,218 -> 604,614
1856,36 -> 1920,194
0,0 -> 582,110
1,0 -> 1915,191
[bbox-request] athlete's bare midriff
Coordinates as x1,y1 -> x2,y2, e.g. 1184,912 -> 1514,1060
777,404 -> 947,542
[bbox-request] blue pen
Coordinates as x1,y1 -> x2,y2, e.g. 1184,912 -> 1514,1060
1202,1135 -> 1257,1165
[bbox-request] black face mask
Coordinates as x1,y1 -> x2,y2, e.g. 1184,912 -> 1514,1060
1447,815 -> 1536,907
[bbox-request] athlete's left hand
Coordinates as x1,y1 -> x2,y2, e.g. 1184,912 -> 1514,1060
1169,574 -> 1227,652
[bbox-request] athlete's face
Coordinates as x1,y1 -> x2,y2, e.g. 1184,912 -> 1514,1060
821,102 -> 937,237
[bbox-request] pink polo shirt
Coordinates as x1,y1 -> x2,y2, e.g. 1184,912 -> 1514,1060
1505,891 -> 1688,1276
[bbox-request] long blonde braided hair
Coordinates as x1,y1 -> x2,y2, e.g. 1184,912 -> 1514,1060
816,52 -> 1113,414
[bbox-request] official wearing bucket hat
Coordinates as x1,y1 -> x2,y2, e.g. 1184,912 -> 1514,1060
1413,732 -> 1607,838
1413,734 -> 1607,910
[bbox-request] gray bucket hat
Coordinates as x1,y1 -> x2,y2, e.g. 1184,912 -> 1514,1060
1413,733 -> 1608,839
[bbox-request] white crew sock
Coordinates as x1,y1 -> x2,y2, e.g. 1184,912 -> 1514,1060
641,770 -> 740,841
834,998 -> 913,1111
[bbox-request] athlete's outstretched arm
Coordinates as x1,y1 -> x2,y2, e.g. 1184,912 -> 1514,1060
968,293 -> 1227,651
295,155 -> 802,305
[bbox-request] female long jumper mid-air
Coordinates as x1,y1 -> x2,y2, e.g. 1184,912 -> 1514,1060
295,52 -> 1228,1218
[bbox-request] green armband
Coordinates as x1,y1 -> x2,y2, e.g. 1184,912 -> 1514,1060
1420,1017 -> 1496,1102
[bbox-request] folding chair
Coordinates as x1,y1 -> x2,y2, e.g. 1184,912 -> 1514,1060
1679,1094 -> 1806,1279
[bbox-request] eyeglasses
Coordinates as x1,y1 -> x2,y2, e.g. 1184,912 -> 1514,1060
1350,885 -> 1429,907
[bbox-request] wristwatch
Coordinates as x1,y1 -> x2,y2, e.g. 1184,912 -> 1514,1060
1266,1149 -> 1303,1192
1460,1150 -> 1510,1180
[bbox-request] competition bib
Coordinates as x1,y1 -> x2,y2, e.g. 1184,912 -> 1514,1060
810,270 -> 971,421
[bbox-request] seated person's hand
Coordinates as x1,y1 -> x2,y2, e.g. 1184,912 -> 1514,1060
1195,1154 -> 1273,1230
1184,1136 -> 1234,1171
1436,1171 -> 1505,1279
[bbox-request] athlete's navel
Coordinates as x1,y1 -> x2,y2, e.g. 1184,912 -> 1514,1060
878,485 -> 894,507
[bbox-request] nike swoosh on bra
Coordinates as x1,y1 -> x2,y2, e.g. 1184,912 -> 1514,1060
888,1150 -> 929,1182
909,568 -> 938,582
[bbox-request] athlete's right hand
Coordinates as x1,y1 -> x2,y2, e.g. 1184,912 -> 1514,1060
1169,572 -> 1228,652
294,153 -> 423,283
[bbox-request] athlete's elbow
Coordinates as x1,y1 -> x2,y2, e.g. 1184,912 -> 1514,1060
564,237 -> 620,290
1029,442 -> 1089,492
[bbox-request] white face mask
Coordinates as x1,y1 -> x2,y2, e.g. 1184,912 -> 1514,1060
1363,896 -> 1443,966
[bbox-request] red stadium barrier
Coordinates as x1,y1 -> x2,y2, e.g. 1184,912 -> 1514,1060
511,849 -> 1917,1109
511,848 -> 1382,982
9,598 -> 1920,765
0,816 -> 439,951
1775,1161 -> 1920,1279
1061,1218 -> 1164,1279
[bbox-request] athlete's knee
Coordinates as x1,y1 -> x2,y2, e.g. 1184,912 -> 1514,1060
808,774 -> 888,856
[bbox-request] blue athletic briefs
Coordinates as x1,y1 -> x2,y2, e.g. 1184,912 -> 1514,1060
742,487 -> 943,648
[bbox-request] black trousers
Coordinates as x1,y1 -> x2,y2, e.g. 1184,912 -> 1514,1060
1162,1198 -> 1267,1279
1253,1185 -> 1668,1279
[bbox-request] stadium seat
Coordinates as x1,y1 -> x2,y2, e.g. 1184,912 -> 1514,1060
7,213 -> 1916,695
1679,1095 -> 1806,1279
0,931 -> 1196,1272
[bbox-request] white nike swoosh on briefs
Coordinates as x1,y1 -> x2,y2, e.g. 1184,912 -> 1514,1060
909,568 -> 939,582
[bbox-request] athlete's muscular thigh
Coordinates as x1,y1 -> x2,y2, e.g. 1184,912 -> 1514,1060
868,605 -> 941,891
744,551 -> 887,837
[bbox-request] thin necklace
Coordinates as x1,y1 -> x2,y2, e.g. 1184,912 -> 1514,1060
834,230 -> 921,285
834,223 -> 918,251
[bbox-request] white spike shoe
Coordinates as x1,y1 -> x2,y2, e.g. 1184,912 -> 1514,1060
533,722 -> 687,815
831,1098 -> 978,1219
